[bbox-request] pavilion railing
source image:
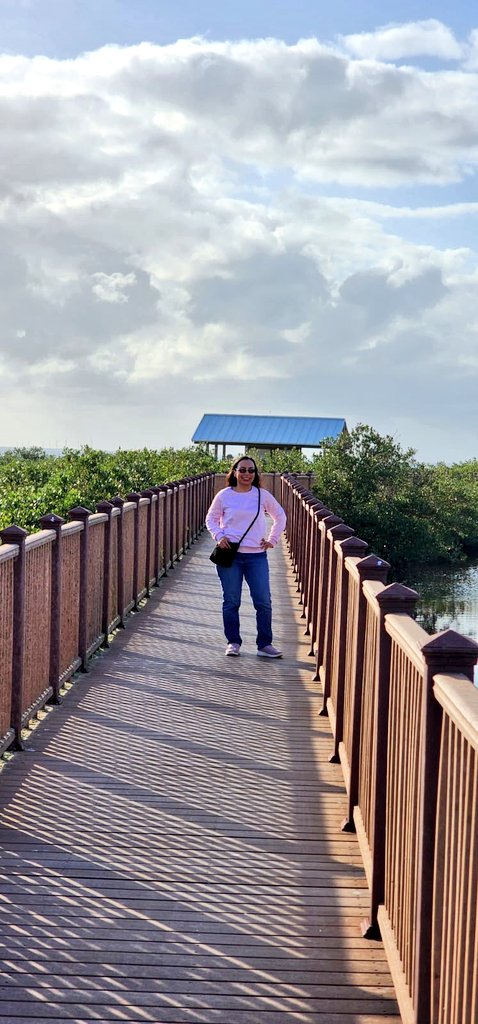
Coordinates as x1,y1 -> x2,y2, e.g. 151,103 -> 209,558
281,474 -> 478,1024
0,473 -> 215,755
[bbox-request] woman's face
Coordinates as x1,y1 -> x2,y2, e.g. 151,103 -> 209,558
234,459 -> 256,486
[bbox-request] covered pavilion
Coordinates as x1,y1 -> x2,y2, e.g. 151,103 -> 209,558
192,413 -> 347,459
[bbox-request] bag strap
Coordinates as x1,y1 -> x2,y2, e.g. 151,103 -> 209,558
237,487 -> 261,546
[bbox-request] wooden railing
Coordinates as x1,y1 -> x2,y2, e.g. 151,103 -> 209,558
281,475 -> 478,1024
0,470 -> 313,757
2,468 -> 477,1023
212,470 -> 314,497
0,473 -> 215,754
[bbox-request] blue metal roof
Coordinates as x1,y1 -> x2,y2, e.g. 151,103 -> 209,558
192,414 -> 347,447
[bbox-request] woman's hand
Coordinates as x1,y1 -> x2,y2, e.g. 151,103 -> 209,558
260,539 -> 274,550
218,538 -> 232,549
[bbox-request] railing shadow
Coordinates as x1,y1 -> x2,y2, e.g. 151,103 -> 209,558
0,535 -> 400,1021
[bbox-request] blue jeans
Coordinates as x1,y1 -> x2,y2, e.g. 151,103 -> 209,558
216,552 -> 272,649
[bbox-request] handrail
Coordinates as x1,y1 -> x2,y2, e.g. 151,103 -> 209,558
281,473 -> 478,1024
0,472 -> 216,754
0,469 -> 308,756
3,468 -> 477,1023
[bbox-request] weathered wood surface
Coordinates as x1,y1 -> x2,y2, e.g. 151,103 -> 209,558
0,537 -> 400,1023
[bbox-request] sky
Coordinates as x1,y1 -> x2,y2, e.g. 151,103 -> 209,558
0,2 -> 477,464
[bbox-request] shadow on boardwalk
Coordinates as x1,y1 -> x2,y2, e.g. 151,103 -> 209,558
0,536 -> 401,1023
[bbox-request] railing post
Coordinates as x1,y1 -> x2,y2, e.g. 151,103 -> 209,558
176,481 -> 182,558
362,582 -> 419,938
413,630 -> 478,1023
280,476 -> 288,540
197,474 -> 203,538
299,494 -> 314,614
306,502 -> 329,657
319,521 -> 354,712
180,479 -> 187,554
303,499 -> 324,640
141,490 -> 154,596
0,525 -> 27,749
208,472 -> 216,522
40,513 -> 65,702
313,512 -> 340,683
194,473 -> 200,536
329,535 -> 368,763
125,493 -> 141,609
342,554 -> 390,832
182,478 -> 190,551
96,500 -> 114,647
288,480 -> 299,570
158,485 -> 170,575
69,506 -> 92,672
149,486 -> 162,583
191,477 -> 198,542
297,489 -> 308,596
110,496 -> 126,626
169,482 -> 177,568
188,477 -> 194,546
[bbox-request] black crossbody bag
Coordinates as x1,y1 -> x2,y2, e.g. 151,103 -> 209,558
209,487 -> 261,568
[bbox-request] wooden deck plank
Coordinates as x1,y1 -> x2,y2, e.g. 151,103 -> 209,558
0,1015 -> 402,1024
0,536 -> 400,1022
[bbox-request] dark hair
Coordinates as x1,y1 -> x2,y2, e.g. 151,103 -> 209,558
226,456 -> 261,489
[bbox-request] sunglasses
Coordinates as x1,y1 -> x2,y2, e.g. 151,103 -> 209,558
236,467 -> 255,473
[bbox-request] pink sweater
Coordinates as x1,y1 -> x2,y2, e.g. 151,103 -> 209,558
205,486 -> 286,553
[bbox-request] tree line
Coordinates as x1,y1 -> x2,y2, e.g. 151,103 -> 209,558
0,425 -> 477,573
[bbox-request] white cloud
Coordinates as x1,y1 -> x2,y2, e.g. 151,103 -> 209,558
0,34 -> 477,459
464,29 -> 478,71
341,20 -> 463,61
91,271 -> 136,303
1,37 -> 478,193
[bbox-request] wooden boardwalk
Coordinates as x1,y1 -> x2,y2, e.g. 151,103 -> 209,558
0,536 -> 401,1024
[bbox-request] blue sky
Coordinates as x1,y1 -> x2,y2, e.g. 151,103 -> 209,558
0,2 -> 477,462
1,1 -> 475,56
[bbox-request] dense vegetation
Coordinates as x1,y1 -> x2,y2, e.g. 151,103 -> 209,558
0,445 -> 219,535
310,425 -> 478,573
1,427 -> 477,573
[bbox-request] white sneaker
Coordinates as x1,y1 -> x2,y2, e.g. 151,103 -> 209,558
225,643 -> 241,656
257,645 -> 282,658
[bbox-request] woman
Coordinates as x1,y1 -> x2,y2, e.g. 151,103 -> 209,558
205,456 -> 286,657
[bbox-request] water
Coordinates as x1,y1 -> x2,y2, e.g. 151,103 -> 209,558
404,558 -> 478,685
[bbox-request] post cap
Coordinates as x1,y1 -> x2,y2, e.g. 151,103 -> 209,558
40,513 -> 65,529
376,581 -> 419,613
0,524 -> 29,543
68,506 -> 92,520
